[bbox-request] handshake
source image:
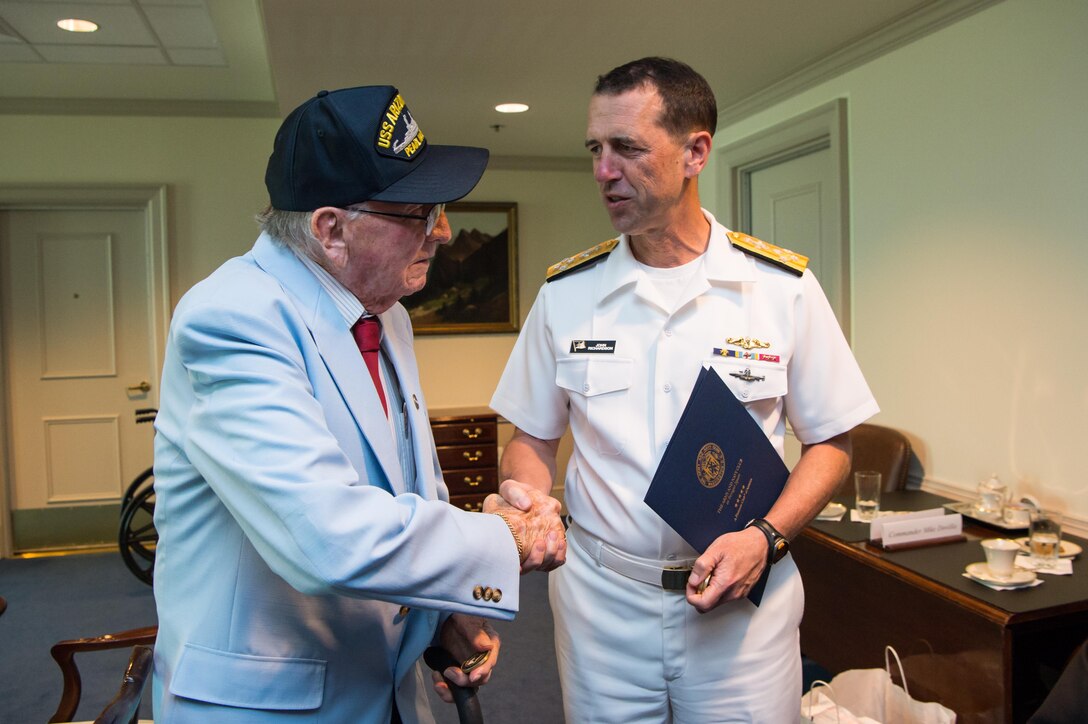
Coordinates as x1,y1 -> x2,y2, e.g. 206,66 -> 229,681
484,480 -> 567,573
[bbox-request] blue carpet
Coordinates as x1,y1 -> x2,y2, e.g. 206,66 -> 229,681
0,550 -> 157,723
1,551 -> 827,723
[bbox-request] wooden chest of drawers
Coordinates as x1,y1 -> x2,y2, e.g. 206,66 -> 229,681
429,407 -> 499,513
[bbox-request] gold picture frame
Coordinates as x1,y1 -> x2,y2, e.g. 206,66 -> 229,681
403,201 -> 519,335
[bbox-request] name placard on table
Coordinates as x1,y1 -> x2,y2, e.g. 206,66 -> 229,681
870,508 -> 964,550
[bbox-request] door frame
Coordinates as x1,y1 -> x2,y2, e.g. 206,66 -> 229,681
0,185 -> 169,557
716,99 -> 850,338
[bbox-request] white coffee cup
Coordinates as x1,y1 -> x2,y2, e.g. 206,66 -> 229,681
981,538 -> 1020,579
1003,502 -> 1032,527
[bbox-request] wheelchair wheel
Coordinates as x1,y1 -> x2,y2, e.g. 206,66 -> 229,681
121,467 -> 154,514
119,480 -> 157,586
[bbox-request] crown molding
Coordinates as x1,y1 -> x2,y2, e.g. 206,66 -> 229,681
487,155 -> 590,172
0,97 -> 279,118
717,0 -> 1005,127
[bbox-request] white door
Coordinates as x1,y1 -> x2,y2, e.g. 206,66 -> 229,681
748,146 -> 848,332
743,143 -> 848,471
1,208 -> 157,518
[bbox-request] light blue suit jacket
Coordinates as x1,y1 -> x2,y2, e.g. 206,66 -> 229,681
152,234 -> 519,723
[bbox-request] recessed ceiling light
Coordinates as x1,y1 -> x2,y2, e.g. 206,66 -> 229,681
495,103 -> 529,114
57,18 -> 99,33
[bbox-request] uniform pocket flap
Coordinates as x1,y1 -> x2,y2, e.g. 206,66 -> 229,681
556,357 -> 633,397
170,643 -> 326,711
705,359 -> 787,402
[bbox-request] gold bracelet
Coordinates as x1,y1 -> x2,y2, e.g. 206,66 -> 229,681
495,512 -> 524,561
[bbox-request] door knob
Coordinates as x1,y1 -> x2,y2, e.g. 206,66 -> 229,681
127,381 -> 151,394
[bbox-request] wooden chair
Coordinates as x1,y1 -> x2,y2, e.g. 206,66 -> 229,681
842,422 -> 913,493
48,625 -> 158,724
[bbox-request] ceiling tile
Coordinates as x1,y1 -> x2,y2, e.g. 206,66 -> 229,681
36,43 -> 166,64
165,46 -> 223,66
143,4 -> 218,48
0,2 -> 156,45
0,42 -> 38,61
25,0 -> 130,5
32,1 -> 131,5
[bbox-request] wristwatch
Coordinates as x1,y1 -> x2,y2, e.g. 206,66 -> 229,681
747,518 -> 790,565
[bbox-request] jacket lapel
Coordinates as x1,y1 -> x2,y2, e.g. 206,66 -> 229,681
378,310 -> 438,499
250,235 -> 404,493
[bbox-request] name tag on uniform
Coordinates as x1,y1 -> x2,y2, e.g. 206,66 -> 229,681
570,340 -> 616,354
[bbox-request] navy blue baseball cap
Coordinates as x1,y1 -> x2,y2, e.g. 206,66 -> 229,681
265,85 -> 489,211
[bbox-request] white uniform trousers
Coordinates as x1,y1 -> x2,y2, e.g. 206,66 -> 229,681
550,527 -> 804,723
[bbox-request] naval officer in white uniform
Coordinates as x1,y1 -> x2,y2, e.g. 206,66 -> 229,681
491,57 -> 879,722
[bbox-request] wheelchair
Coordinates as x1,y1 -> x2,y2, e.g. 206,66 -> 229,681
118,408 -> 157,586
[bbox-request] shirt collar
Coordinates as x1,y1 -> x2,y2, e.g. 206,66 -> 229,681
293,249 -> 368,326
596,208 -> 755,302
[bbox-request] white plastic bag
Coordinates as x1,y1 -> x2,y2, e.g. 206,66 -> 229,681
801,681 -> 881,723
801,647 -> 956,724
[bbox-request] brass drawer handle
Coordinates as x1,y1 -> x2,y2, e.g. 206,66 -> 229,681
463,502 -> 483,512
462,451 -> 483,462
463,475 -> 484,487
462,427 -> 483,439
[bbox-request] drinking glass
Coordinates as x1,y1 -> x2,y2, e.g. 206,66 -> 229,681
854,471 -> 882,522
1029,509 -> 1062,569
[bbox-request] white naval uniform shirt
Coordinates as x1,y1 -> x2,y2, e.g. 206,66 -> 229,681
491,210 -> 879,561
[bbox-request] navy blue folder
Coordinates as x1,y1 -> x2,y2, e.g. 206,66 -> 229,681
644,365 -> 790,605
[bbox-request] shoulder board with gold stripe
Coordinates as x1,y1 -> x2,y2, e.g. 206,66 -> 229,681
545,238 -> 619,283
727,231 -> 808,276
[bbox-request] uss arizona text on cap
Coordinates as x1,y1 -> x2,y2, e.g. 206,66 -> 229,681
265,85 -> 488,211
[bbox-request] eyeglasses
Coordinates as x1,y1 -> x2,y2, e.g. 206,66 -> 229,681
345,203 -> 445,236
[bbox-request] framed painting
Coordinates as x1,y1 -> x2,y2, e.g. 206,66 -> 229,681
403,201 -> 519,335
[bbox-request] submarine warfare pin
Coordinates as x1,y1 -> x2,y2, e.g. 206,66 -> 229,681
725,336 -> 771,350
728,368 -> 765,383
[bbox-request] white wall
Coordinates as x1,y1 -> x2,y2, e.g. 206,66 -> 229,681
709,0 -> 1088,531
416,165 -> 614,408
0,114 -> 277,301
0,114 -> 610,410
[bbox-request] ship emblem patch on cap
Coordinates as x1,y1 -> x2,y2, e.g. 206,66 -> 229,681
376,93 -> 426,160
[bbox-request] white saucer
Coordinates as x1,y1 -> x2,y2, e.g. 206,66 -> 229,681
816,502 -> 847,520
965,562 -> 1037,587
1013,537 -> 1081,558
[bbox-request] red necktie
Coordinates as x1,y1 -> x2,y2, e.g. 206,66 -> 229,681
351,316 -> 388,417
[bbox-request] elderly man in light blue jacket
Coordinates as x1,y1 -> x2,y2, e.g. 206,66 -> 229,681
152,85 -> 565,723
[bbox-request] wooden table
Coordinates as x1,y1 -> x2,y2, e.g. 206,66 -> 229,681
794,490 -> 1088,723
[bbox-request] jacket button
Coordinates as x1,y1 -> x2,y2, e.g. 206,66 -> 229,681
492,588 -> 503,603
483,587 -> 494,601
473,585 -> 484,600
399,606 -> 410,617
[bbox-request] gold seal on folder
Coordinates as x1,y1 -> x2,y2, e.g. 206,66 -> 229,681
696,443 -> 726,489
